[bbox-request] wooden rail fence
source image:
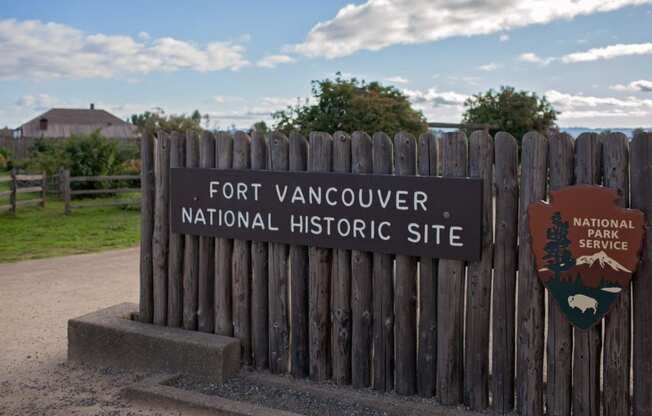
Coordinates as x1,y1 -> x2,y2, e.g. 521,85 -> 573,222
139,129 -> 652,416
59,169 -> 140,214
0,169 -> 47,214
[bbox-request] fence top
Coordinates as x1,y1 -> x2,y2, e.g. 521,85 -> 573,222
69,174 -> 140,182
427,122 -> 497,130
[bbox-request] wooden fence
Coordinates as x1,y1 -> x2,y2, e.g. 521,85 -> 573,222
59,169 -> 140,214
139,129 -> 652,416
0,170 -> 47,214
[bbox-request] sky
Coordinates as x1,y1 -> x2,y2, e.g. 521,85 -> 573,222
1,0 -> 652,130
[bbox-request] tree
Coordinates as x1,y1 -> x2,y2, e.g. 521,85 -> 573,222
130,109 -> 204,136
543,212 -> 575,279
273,73 -> 427,137
462,86 -> 558,141
250,121 -> 269,135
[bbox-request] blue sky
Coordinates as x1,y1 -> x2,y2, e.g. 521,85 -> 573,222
1,0 -> 652,129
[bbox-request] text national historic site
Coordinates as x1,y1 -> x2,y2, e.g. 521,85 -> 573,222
170,168 -> 483,260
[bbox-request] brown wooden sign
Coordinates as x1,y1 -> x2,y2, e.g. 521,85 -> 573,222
170,168 -> 482,260
528,185 -> 645,329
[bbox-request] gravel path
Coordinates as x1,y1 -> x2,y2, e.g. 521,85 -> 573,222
0,248 -> 204,416
170,374 -> 388,416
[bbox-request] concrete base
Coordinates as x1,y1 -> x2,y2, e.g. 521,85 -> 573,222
125,372 -> 484,416
124,374 -> 300,416
68,303 -> 240,382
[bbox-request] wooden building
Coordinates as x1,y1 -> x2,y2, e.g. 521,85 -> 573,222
15,104 -> 138,140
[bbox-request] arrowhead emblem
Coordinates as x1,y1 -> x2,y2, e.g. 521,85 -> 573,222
528,185 -> 645,329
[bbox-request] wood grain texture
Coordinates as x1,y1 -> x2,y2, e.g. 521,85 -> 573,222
289,131 -> 310,378
251,130 -> 269,370
630,132 -> 652,416
491,132 -> 518,414
183,132 -> 200,330
516,131 -> 547,416
214,132 -> 234,336
351,131 -> 373,389
167,132 -> 185,328
308,132 -> 333,382
197,131 -> 215,333
545,132 -> 574,416
602,132 -> 630,416
371,132 -> 394,392
331,131 -> 352,385
417,132 -> 438,398
232,131 -> 252,364
436,131 -> 467,405
269,131 -> 290,374
394,131 -> 418,396
573,132 -> 602,416
464,130 -> 493,410
139,133 -> 155,323
153,132 -> 170,326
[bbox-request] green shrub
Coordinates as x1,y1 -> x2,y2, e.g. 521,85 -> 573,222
0,147 -> 11,171
26,131 -> 140,190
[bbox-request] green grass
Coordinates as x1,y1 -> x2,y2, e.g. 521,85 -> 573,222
0,197 -> 140,263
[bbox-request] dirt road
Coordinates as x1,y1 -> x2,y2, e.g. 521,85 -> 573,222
0,248 -> 200,415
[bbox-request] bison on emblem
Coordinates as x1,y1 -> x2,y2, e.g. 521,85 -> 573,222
529,185 -> 644,329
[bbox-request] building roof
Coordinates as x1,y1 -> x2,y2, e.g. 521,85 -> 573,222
22,108 -> 130,128
19,107 -> 138,139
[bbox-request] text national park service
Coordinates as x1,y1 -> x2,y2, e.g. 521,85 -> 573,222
170,168 -> 483,260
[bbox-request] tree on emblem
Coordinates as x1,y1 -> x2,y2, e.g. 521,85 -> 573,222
543,211 -> 575,279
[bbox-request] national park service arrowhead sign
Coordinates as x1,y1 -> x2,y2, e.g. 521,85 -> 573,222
529,185 -> 645,329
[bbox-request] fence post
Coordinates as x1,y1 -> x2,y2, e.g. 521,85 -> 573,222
516,131 -> 548,416
62,169 -> 71,215
332,131 -> 352,386
40,172 -> 47,208
9,168 -> 16,215
308,131 -> 333,382
394,132 -> 417,396
269,131 -> 290,374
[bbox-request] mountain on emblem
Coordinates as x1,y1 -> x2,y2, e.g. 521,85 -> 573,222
528,185 -> 645,329
575,250 -> 631,273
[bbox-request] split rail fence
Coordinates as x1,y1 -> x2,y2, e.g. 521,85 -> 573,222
139,129 -> 652,416
59,169 -> 140,214
0,170 -> 47,214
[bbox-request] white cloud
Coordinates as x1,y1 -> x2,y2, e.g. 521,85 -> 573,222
518,52 -> 555,65
478,62 -> 500,71
0,19 -> 250,80
499,34 -> 510,42
403,88 -> 468,106
257,54 -> 296,68
546,89 -> 652,123
402,87 -> 469,121
610,80 -> 652,92
385,76 -> 409,84
286,0 -> 652,58
561,42 -> 652,62
15,94 -> 61,110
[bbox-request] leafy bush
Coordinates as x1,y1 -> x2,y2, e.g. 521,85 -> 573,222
273,73 -> 428,137
26,131 -> 140,190
65,132 -> 121,178
0,147 -> 11,171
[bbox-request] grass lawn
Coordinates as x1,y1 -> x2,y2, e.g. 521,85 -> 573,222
0,171 -> 140,262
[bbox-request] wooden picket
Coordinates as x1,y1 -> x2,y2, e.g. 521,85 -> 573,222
138,128 -> 652,416
492,132 -> 518,413
546,132 -> 574,416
